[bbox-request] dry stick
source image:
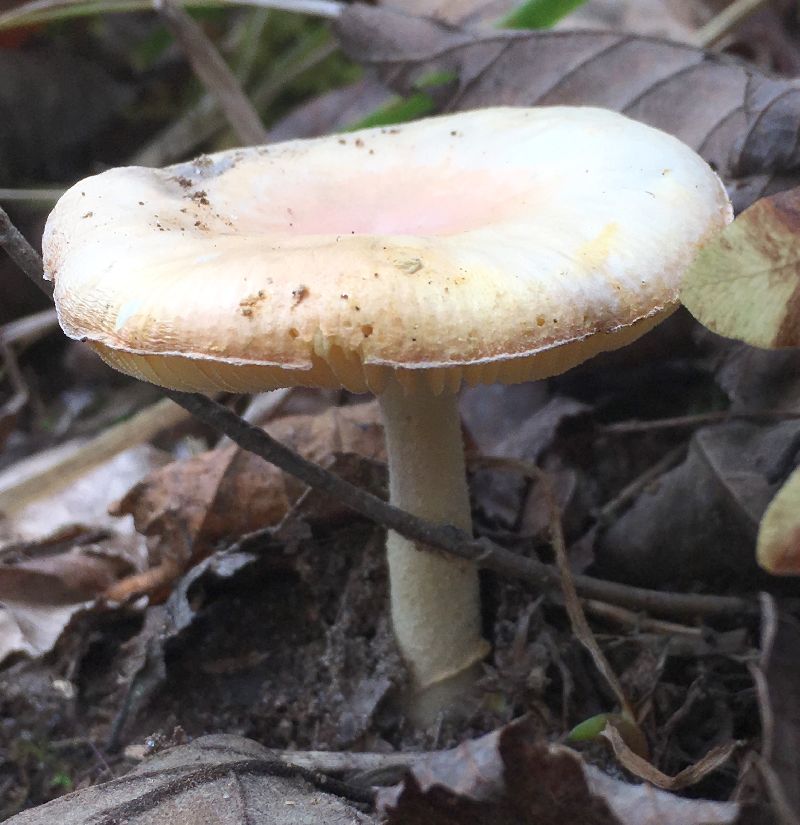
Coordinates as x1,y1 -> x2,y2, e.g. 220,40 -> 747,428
0,187 -> 65,204
0,340 -> 29,426
167,391 -> 753,619
602,409 -> 800,435
0,338 -> 27,399
0,0 -> 343,34
0,205 -> 754,620
596,444 -> 686,527
1,308 -> 59,347
0,208 -> 53,299
695,0 -> 772,48
0,396 -> 195,514
215,387 -> 291,448
582,599 -> 704,638
155,0 -> 269,145
131,37 -> 336,167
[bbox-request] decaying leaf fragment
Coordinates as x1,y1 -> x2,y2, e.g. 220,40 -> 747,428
0,536 -> 139,664
682,187 -> 800,349
758,465 -> 800,574
600,722 -> 737,791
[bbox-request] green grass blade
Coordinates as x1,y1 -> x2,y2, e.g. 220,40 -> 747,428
499,0 -> 587,29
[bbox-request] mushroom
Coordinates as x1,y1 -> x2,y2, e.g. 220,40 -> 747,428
43,107 -> 732,723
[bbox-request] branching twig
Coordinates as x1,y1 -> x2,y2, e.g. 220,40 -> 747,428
166,390 -> 754,618
0,205 -> 756,621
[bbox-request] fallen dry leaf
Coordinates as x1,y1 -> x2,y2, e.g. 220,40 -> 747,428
0,538 -> 138,664
0,435 -> 156,662
0,602 -> 86,663
597,419 -> 800,586
382,0 -> 516,25
682,187 -> 800,350
4,733 -> 373,824
379,719 -> 621,825
561,0 -> 699,41
333,5 -> 800,209
378,718 -> 738,824
0,546 -> 131,604
0,443 -> 167,540
468,394 -> 587,528
112,402 -> 385,592
757,465 -> 800,574
717,345 -> 800,412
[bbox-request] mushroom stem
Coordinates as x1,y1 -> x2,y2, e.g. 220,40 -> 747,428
379,379 -> 489,723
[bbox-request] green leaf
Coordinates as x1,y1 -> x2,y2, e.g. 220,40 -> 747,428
568,712 -> 649,757
348,91 -> 437,130
500,0 -> 588,29
681,187 -> 800,349
50,772 -> 73,790
568,712 -> 611,742
346,70 -> 454,130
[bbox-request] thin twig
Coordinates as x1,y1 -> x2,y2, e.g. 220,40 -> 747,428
473,455 -> 635,720
0,188 -> 66,204
0,341 -> 29,429
602,409 -> 800,435
596,444 -> 686,527
130,35 -> 335,167
216,388 -> 291,448
0,308 -> 59,347
0,340 -> 27,400
165,393 -> 754,619
547,481 -> 635,720
582,599 -> 703,637
0,0 -> 343,33
244,0 -> 341,18
0,397 -> 194,514
0,207 -> 53,299
155,0 -> 268,145
695,0 -> 772,48
0,209 -> 756,621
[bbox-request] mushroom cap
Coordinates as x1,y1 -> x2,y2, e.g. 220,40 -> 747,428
44,106 -> 731,394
